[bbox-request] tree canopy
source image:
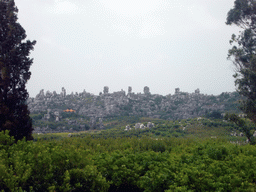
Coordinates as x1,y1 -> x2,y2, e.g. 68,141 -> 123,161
0,0 -> 36,141
226,0 -> 256,124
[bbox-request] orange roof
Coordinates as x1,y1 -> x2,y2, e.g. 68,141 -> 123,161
63,109 -> 75,112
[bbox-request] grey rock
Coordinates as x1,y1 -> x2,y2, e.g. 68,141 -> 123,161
28,87 -> 240,122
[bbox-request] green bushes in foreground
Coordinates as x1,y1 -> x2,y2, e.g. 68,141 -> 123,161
1,131 -> 256,191
0,131 -> 108,192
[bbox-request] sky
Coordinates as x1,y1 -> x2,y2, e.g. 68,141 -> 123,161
15,0 -> 240,97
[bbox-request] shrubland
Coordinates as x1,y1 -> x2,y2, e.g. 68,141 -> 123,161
1,117 -> 256,191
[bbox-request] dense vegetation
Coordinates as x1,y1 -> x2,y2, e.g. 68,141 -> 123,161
0,0 -> 36,141
32,116 -> 241,140
31,111 -> 91,132
1,117 -> 256,191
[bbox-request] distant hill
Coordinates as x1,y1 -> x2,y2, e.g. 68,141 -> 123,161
28,87 -> 241,133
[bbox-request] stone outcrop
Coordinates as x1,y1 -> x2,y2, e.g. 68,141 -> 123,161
125,122 -> 155,131
28,87 -> 240,121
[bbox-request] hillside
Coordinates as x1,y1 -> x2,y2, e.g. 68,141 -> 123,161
28,87 -> 241,133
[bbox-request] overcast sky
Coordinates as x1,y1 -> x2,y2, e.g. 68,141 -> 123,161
15,0 -> 240,97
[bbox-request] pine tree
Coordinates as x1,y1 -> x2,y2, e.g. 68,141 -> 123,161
0,0 -> 36,141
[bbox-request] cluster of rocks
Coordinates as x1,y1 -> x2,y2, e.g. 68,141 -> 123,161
230,131 -> 256,144
231,131 -> 256,137
231,132 -> 244,137
230,131 -> 256,145
124,122 -> 155,131
28,86 -> 240,122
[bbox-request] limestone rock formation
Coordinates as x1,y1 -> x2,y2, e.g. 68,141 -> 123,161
28,87 -> 240,123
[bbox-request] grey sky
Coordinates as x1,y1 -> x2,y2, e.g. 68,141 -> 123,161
15,0 -> 239,97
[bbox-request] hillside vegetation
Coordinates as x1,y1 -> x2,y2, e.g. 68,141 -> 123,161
2,118 -> 256,191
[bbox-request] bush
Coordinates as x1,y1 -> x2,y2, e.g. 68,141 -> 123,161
1,132 -> 256,191
62,166 -> 109,192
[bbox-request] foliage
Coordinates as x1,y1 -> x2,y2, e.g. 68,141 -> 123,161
1,129 -> 256,191
61,112 -> 85,119
0,131 -> 109,191
30,113 -> 44,122
205,111 -> 223,119
0,0 -> 36,141
81,117 -> 238,141
225,113 -> 256,144
226,0 -> 256,124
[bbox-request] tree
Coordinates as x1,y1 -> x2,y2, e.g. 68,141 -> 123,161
0,0 -> 36,141
226,1 -> 256,121
226,0 -> 256,143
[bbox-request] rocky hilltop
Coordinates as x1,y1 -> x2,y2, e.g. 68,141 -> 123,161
28,86 -> 240,122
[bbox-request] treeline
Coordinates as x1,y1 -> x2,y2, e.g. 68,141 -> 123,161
1,130 -> 256,191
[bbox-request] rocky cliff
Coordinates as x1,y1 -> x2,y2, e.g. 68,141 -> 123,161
28,86 -> 240,122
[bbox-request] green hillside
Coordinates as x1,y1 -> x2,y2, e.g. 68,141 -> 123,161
1,119 -> 256,191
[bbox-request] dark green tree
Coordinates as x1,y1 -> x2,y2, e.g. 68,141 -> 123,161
0,0 -> 36,141
227,1 -> 256,122
226,0 -> 256,144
